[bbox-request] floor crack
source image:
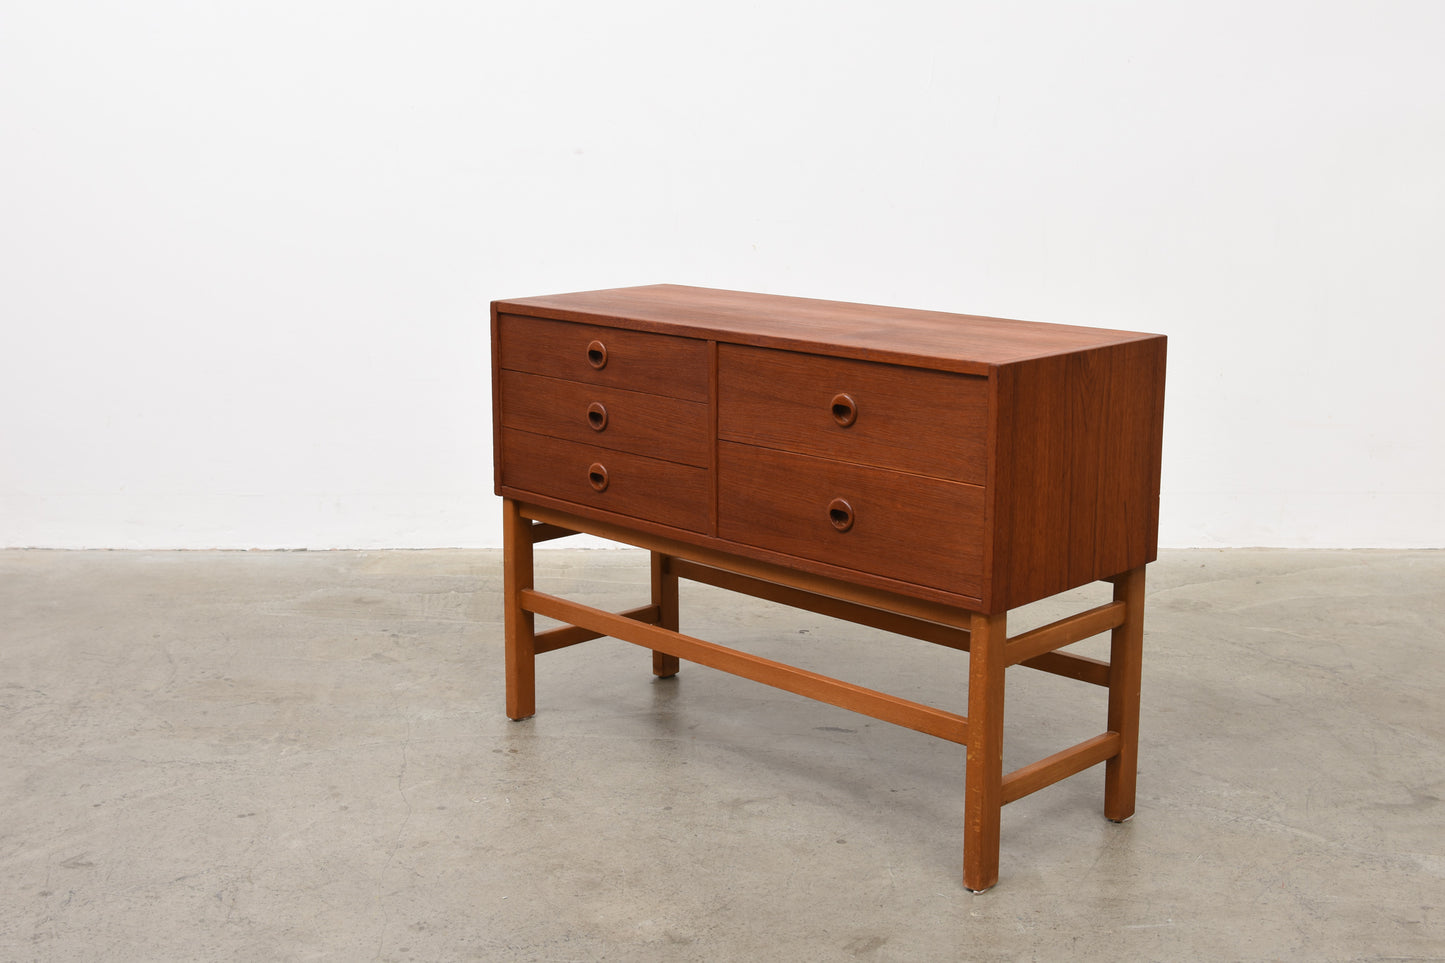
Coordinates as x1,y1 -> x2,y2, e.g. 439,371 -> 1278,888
373,719 -> 414,961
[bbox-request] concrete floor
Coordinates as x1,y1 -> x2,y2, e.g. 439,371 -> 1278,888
0,549 -> 1441,962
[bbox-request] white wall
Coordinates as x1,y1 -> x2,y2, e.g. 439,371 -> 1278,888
3,1 -> 1442,549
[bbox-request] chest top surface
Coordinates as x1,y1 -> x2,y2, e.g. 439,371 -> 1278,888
493,284 -> 1162,375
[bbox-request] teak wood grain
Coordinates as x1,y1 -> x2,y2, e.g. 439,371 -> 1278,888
497,284 -> 1159,372
497,312 -> 709,401
986,339 -> 1166,610
490,285 -> 1165,890
499,429 -> 712,534
499,369 -> 710,468
493,284 -> 1164,613
717,344 -> 989,484
716,441 -> 985,597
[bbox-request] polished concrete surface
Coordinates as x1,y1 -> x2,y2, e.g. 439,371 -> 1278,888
1,548 -> 1441,961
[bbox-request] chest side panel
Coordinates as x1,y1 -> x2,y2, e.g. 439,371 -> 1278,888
989,336 -> 1166,609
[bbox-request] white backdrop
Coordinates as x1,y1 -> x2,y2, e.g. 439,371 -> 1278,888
3,1 -> 1442,549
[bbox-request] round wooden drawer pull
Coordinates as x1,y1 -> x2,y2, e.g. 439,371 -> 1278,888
586,402 -> 608,431
827,497 -> 854,532
830,393 -> 858,427
587,463 -> 609,492
586,340 -> 608,370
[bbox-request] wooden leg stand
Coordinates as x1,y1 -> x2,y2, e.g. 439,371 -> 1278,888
964,610 -> 1006,892
1105,566 -> 1146,822
650,552 -> 681,679
503,498 -> 536,721
500,501 -> 1149,890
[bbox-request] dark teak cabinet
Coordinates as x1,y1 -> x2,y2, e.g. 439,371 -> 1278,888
492,284 -> 1166,890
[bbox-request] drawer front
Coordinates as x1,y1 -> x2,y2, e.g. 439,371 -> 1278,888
498,314 -> 709,401
499,370 -> 710,468
717,442 -> 984,596
501,429 -> 711,533
717,344 -> 987,484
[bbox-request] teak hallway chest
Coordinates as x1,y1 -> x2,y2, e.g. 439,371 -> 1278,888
491,284 -> 1166,890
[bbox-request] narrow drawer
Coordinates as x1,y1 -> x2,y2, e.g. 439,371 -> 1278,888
717,442 -> 983,596
499,370 -> 710,468
717,345 -> 987,483
501,429 -> 711,533
498,314 -> 709,401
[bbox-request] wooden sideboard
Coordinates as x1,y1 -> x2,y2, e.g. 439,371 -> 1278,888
491,284 -> 1166,891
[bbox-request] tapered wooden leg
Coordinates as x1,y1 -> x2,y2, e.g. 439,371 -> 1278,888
964,610 -> 1006,892
504,498 -> 536,720
650,551 -> 681,678
1105,566 -> 1146,821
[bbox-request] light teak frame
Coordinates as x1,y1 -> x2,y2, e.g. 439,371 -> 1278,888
503,498 -> 1145,892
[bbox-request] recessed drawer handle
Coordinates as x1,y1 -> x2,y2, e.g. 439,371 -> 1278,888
830,393 -> 858,427
586,402 -> 608,431
587,462 -> 609,492
827,497 -> 854,532
586,340 -> 608,370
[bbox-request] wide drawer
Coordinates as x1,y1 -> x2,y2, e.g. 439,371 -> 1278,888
498,314 -> 709,401
499,370 -> 710,468
717,344 -> 987,483
501,429 -> 711,533
717,442 -> 984,596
